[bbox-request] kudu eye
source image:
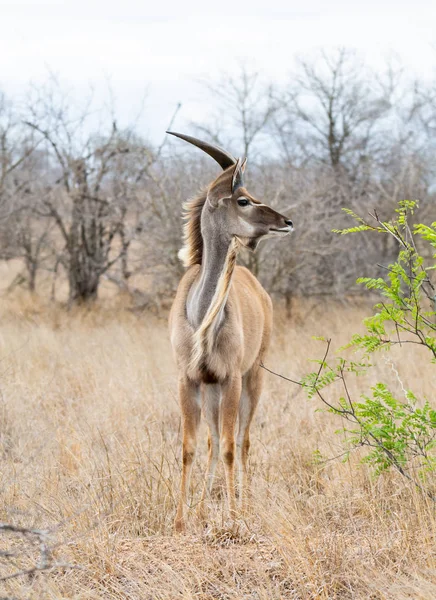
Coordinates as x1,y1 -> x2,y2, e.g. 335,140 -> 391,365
237,198 -> 249,207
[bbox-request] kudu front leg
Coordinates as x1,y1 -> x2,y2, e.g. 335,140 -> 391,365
175,376 -> 200,533
220,375 -> 242,519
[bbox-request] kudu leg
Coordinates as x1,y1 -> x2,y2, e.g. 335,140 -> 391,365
174,376 -> 200,533
220,375 -> 242,519
198,384 -> 221,519
237,366 -> 263,510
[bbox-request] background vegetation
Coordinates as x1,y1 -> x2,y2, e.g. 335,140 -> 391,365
1,48 -> 436,306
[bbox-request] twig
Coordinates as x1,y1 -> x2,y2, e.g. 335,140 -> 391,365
0,522 -> 78,583
259,362 -> 302,386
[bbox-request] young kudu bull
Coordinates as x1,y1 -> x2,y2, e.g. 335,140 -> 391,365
168,132 -> 293,532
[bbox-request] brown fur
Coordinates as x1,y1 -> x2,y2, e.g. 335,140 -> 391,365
179,167 -> 236,268
178,191 -> 207,267
170,264 -> 272,383
170,265 -> 272,532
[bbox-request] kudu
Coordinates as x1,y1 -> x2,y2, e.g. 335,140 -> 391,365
168,131 -> 293,532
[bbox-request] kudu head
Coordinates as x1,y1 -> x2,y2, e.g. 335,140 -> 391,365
167,131 -> 293,251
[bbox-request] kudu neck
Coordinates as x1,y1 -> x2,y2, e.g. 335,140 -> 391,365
187,223 -> 240,372
187,217 -> 239,332
200,229 -> 233,291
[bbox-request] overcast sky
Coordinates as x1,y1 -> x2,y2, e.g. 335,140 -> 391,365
1,0 -> 435,143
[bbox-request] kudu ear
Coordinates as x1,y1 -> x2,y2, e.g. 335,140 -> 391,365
207,158 -> 247,207
232,158 -> 247,193
206,184 -> 230,209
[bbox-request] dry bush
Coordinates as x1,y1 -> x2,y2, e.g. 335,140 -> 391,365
0,294 -> 435,598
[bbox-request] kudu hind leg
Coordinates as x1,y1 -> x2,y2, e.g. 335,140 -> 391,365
237,366 -> 263,510
199,384 -> 221,518
220,375 -> 242,519
174,377 -> 201,533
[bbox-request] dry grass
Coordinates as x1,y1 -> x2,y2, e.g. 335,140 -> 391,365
0,291 -> 435,599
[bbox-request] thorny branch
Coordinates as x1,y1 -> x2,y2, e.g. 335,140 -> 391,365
261,347 -> 436,502
0,522 -> 77,583
262,201 -> 436,501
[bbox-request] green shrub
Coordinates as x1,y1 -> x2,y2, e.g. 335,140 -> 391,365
269,201 -> 436,498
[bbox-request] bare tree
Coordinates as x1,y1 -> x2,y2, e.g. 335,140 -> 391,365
23,80 -> 152,304
274,48 -> 391,175
0,94 -> 54,290
195,65 -> 278,160
0,90 -> 39,218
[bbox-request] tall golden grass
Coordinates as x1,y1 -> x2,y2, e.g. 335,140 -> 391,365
0,291 -> 435,599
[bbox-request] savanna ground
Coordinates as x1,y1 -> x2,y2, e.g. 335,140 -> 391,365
0,262 -> 435,599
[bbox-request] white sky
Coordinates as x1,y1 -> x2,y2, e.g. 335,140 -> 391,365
1,0 -> 436,143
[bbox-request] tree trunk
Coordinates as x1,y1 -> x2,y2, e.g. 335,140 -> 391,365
68,252 -> 101,305
28,262 -> 37,292
66,166 -> 104,305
